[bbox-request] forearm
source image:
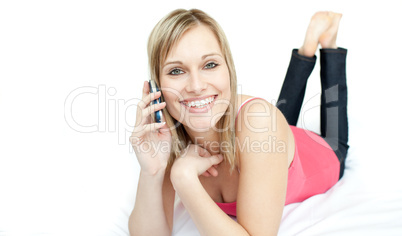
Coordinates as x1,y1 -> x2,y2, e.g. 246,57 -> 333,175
129,170 -> 170,236
172,172 -> 249,236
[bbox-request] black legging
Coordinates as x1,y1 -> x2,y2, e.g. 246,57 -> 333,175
276,48 -> 349,180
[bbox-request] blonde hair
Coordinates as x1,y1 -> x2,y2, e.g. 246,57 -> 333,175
147,8 -> 238,174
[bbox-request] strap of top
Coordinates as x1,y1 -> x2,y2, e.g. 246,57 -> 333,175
235,97 -> 266,122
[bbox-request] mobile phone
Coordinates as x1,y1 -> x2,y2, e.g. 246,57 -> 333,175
148,80 -> 163,123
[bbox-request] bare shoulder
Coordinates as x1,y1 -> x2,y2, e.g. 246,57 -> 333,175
235,94 -> 294,168
235,94 -> 280,132
235,94 -> 277,113
235,94 -> 262,110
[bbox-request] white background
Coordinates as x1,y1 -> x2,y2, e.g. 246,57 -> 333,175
1,0 -> 402,235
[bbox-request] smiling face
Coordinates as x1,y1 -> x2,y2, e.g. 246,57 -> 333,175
160,24 -> 231,132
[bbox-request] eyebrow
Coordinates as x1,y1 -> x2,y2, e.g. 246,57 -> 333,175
163,53 -> 222,68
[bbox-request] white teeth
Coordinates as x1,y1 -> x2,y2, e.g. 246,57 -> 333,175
183,96 -> 215,108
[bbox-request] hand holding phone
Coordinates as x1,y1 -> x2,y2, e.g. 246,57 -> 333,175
130,80 -> 170,177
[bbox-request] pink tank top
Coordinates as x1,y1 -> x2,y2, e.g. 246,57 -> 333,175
215,97 -> 340,216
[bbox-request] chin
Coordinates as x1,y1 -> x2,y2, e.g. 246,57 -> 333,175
183,116 -> 219,132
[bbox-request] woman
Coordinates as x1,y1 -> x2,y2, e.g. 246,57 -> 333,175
129,9 -> 349,235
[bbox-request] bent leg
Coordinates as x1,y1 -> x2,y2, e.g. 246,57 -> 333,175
320,47 -> 349,179
276,50 -> 316,126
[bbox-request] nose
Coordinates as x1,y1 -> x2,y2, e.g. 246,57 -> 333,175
185,71 -> 207,94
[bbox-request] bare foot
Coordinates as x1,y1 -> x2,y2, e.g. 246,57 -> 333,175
319,13 -> 342,49
298,11 -> 341,57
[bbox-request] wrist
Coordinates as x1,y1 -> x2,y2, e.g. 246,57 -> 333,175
170,168 -> 198,190
140,168 -> 166,181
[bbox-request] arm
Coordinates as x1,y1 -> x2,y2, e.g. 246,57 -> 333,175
129,169 -> 173,236
128,82 -> 175,236
236,99 -> 293,235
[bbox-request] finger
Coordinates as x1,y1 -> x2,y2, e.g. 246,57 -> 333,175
135,91 -> 162,126
142,101 -> 166,121
133,121 -> 166,137
202,171 -> 211,177
197,155 -> 223,177
145,122 -> 167,133
141,80 -> 150,98
158,119 -> 171,134
135,81 -> 149,125
158,127 -> 171,134
207,166 -> 219,177
209,154 -> 224,166
139,90 -> 162,110
194,145 -> 211,158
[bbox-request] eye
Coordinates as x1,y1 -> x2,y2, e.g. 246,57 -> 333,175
205,62 -> 219,69
169,68 -> 184,75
